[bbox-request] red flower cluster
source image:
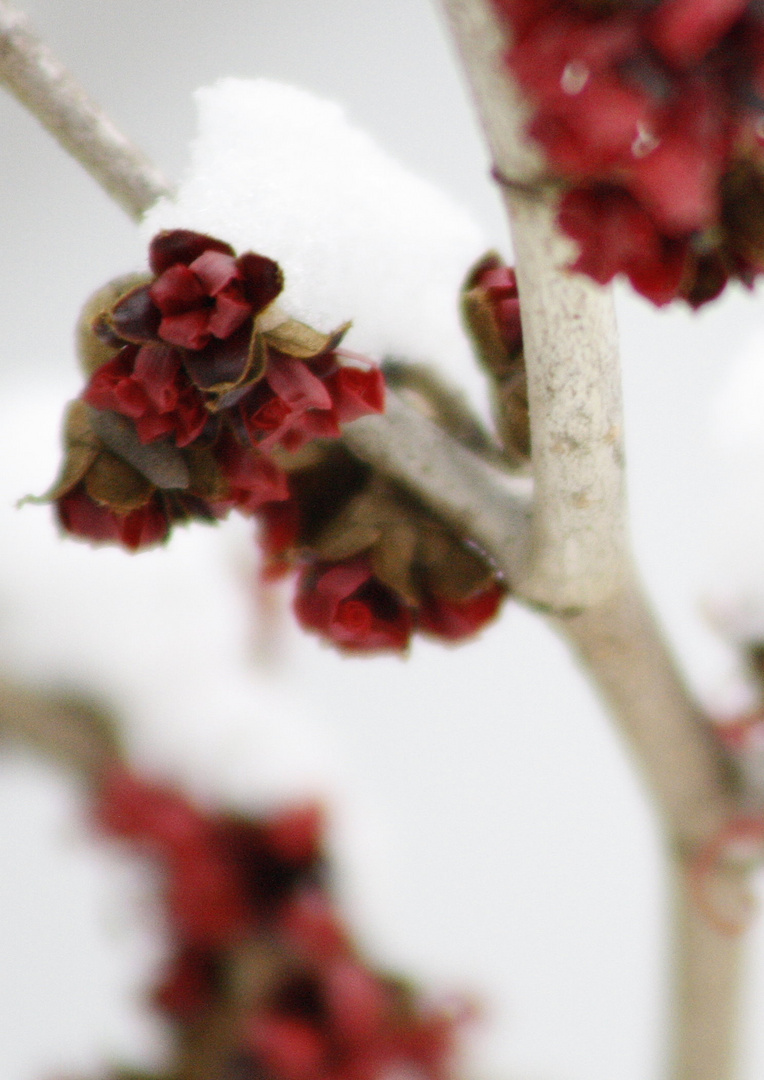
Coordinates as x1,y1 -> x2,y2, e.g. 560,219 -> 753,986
294,556 -> 505,654
259,453 -> 507,654
494,0 -> 764,304
54,229 -> 384,549
95,764 -> 468,1080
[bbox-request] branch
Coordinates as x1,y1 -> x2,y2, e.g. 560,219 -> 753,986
0,676 -> 119,781
0,0 -> 172,219
344,391 -> 532,584
438,1 -> 748,1077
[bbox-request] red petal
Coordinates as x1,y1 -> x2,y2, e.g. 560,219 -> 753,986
132,345 -> 183,411
246,1016 -> 326,1080
266,356 -> 333,412
207,289 -> 252,339
148,229 -> 235,274
648,0 -> 748,66
188,249 -> 240,294
150,264 -> 207,315
159,309 -> 212,350
116,499 -> 170,549
263,803 -> 324,863
324,366 -> 385,424
418,584 -> 505,641
237,251 -> 285,312
57,487 -> 122,543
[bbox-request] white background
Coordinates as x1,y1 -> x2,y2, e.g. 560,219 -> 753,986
2,3 -> 764,1079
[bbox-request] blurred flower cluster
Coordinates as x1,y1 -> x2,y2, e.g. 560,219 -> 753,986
494,0 -> 764,304
85,763 -> 469,1080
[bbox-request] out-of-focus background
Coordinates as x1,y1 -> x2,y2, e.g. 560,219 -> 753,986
2,3 -> 764,1079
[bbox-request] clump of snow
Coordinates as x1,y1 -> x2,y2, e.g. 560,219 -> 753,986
141,78 -> 488,395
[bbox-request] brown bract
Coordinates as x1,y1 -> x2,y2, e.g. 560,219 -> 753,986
461,254 -> 530,463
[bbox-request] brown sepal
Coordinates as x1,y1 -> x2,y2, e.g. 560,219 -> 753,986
416,527 -> 496,601
203,328 -> 270,408
462,286 -> 517,380
721,155 -> 764,267
76,273 -> 152,375
33,400 -> 101,502
185,443 -> 229,503
87,407 -> 191,490
263,318 -> 351,360
84,450 -> 154,512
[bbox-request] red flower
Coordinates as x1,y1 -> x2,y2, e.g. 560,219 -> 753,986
56,485 -> 171,550
493,0 -> 764,304
558,184 -> 689,304
294,558 -> 413,653
241,356 -> 385,454
213,430 -> 291,513
109,230 -> 283,351
83,343 -> 209,447
418,582 -> 506,642
471,260 -> 523,353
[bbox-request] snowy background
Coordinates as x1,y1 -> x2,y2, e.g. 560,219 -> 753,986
2,3 -> 764,1080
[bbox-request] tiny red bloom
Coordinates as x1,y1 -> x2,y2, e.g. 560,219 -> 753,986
147,230 -> 284,351
57,486 -> 170,550
418,583 -> 506,641
294,558 -> 413,653
558,184 -> 689,304
214,430 -> 291,513
84,344 -> 209,447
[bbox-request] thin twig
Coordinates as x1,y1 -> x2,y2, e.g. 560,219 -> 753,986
0,0 -> 172,219
344,391 -> 532,584
0,676 -> 119,781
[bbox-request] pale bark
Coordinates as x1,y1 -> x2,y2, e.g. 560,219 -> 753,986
0,0 -> 171,218
438,1 -> 748,1078
0,677 -> 118,781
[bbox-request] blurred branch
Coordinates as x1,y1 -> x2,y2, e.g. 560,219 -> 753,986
0,676 -> 119,781
0,0 -> 171,218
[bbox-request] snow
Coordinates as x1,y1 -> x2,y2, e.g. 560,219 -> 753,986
142,79 -> 489,403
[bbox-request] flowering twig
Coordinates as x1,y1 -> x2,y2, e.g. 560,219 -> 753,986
0,0 -> 171,219
0,2 -> 750,1076
343,392 -> 532,584
438,0 -> 748,1077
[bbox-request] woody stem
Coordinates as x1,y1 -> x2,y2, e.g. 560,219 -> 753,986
438,0 -> 748,1078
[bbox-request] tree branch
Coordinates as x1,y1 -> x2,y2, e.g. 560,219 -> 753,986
0,676 -> 119,781
344,392 -> 532,584
438,1 -> 748,1077
0,0 -> 172,219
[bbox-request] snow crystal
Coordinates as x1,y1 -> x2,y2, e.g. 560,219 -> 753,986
141,78 -> 489,398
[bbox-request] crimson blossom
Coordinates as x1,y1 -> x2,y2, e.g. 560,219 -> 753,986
51,229 -> 384,552
92,763 -> 469,1080
493,0 -> 764,304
